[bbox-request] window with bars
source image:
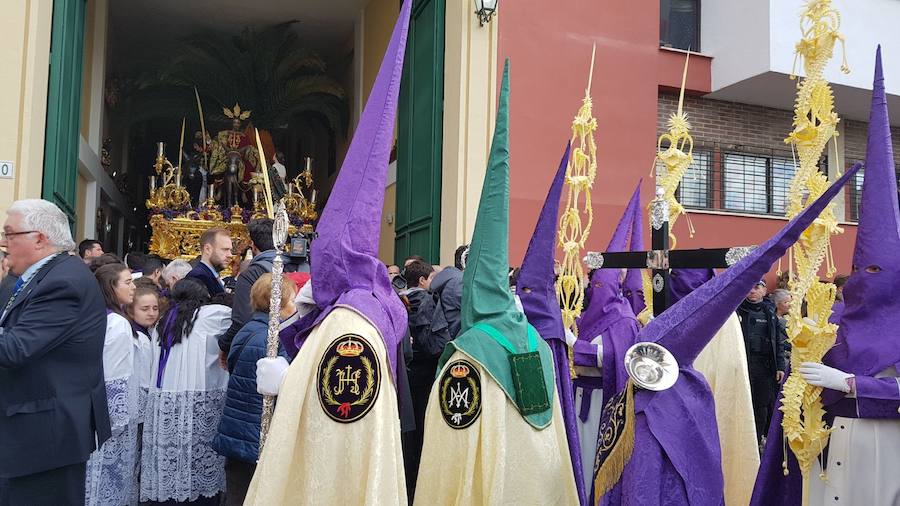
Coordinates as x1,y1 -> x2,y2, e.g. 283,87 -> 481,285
847,168 -> 864,222
673,144 -> 825,217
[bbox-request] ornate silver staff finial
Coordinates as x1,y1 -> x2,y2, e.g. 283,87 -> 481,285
260,198 -> 290,453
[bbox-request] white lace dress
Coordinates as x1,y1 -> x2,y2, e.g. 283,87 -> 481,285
85,312 -> 140,506
140,304 -> 231,503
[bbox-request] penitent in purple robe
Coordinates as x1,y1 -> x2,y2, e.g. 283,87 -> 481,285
594,164 -> 859,506
517,143 -> 586,505
752,46 -> 900,506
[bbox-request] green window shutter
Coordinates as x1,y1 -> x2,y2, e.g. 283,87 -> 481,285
43,0 -> 86,227
395,0 -> 445,264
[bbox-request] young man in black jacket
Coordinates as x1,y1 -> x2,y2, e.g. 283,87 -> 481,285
401,260 -> 451,498
217,219 -> 276,368
737,280 -> 787,444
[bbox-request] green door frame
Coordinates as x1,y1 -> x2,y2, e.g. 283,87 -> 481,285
43,0 -> 86,226
395,0 -> 445,264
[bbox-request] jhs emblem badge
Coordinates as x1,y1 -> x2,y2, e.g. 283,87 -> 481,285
439,360 -> 482,429
317,334 -> 381,423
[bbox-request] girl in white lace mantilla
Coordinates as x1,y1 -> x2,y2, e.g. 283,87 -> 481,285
141,278 -> 231,504
86,263 -> 138,506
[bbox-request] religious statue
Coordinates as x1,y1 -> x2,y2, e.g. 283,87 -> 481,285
184,131 -> 212,207
209,104 -> 259,206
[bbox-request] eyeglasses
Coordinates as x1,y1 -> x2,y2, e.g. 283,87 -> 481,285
0,230 -> 38,240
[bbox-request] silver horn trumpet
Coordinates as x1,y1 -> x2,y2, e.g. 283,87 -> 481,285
623,342 -> 679,391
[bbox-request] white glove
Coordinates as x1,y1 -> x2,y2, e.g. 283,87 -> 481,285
257,357 -> 290,396
798,362 -> 853,393
564,328 -> 578,347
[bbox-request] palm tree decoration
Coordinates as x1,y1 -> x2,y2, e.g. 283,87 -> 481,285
118,21 -> 349,136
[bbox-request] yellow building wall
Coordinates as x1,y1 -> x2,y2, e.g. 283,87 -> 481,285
439,2 -> 498,266
0,0 -> 53,218
362,0 -> 400,264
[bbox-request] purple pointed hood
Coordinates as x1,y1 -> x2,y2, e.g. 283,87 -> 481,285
516,142 -> 586,504
825,46 -> 900,376
300,1 -> 412,373
623,183 -> 646,314
669,268 -> 716,304
576,182 -> 641,341
639,164 -> 861,367
517,143 -> 570,341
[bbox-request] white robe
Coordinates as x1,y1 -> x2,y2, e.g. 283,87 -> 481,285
809,367 -> 900,506
694,312 -> 760,506
413,350 -> 579,505
140,304 -> 231,503
574,334 -> 604,493
245,308 -> 406,506
86,312 -> 140,506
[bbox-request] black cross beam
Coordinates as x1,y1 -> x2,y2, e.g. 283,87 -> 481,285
585,190 -> 756,317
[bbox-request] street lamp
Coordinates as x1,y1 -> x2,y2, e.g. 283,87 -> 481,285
474,0 -> 499,26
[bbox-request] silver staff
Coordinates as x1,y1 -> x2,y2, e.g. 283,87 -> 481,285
259,199 -> 289,453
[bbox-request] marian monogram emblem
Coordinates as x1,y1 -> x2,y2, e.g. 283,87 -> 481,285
439,359 -> 482,429
317,334 -> 381,423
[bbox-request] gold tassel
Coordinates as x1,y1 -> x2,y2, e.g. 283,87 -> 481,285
593,379 -> 636,502
636,270 -> 654,326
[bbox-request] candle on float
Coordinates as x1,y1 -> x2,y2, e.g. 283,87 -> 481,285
311,189 -> 317,206
157,142 -> 165,158
149,176 -> 157,191
253,187 -> 259,203
175,172 -> 182,187
305,157 -> 312,172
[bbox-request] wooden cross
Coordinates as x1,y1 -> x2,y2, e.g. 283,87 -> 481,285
584,186 -> 756,317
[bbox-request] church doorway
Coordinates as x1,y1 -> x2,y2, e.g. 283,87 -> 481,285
101,0 -> 366,252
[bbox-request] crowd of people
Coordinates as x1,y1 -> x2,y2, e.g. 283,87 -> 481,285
2,6 -> 897,504
0,197 -> 479,505
0,198 -> 856,506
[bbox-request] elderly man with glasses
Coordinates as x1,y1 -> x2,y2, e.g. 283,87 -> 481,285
0,199 -> 111,505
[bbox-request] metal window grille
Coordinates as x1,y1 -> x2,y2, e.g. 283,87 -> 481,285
678,151 -> 712,208
673,144 -> 825,217
847,168 -> 864,222
660,0 -> 701,51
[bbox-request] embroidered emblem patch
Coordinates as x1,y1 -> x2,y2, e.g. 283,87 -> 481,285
317,334 -> 381,423
439,360 -> 482,429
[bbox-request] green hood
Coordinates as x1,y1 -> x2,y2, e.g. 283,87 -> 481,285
439,60 -> 554,429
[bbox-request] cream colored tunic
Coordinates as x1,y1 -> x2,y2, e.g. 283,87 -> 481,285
694,313 -> 760,506
809,368 -> 900,506
413,350 -> 579,506
244,308 -> 406,506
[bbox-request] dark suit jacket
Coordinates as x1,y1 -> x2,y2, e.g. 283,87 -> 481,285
185,262 -> 224,296
0,253 -> 111,478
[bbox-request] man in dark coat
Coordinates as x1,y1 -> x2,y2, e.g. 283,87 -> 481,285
0,199 -> 111,504
217,219 -> 276,364
401,260 -> 451,499
736,280 -> 787,442
429,263 -> 463,340
185,227 -> 233,296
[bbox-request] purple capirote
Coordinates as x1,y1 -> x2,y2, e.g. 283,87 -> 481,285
278,0 -> 412,380
516,142 -> 586,505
